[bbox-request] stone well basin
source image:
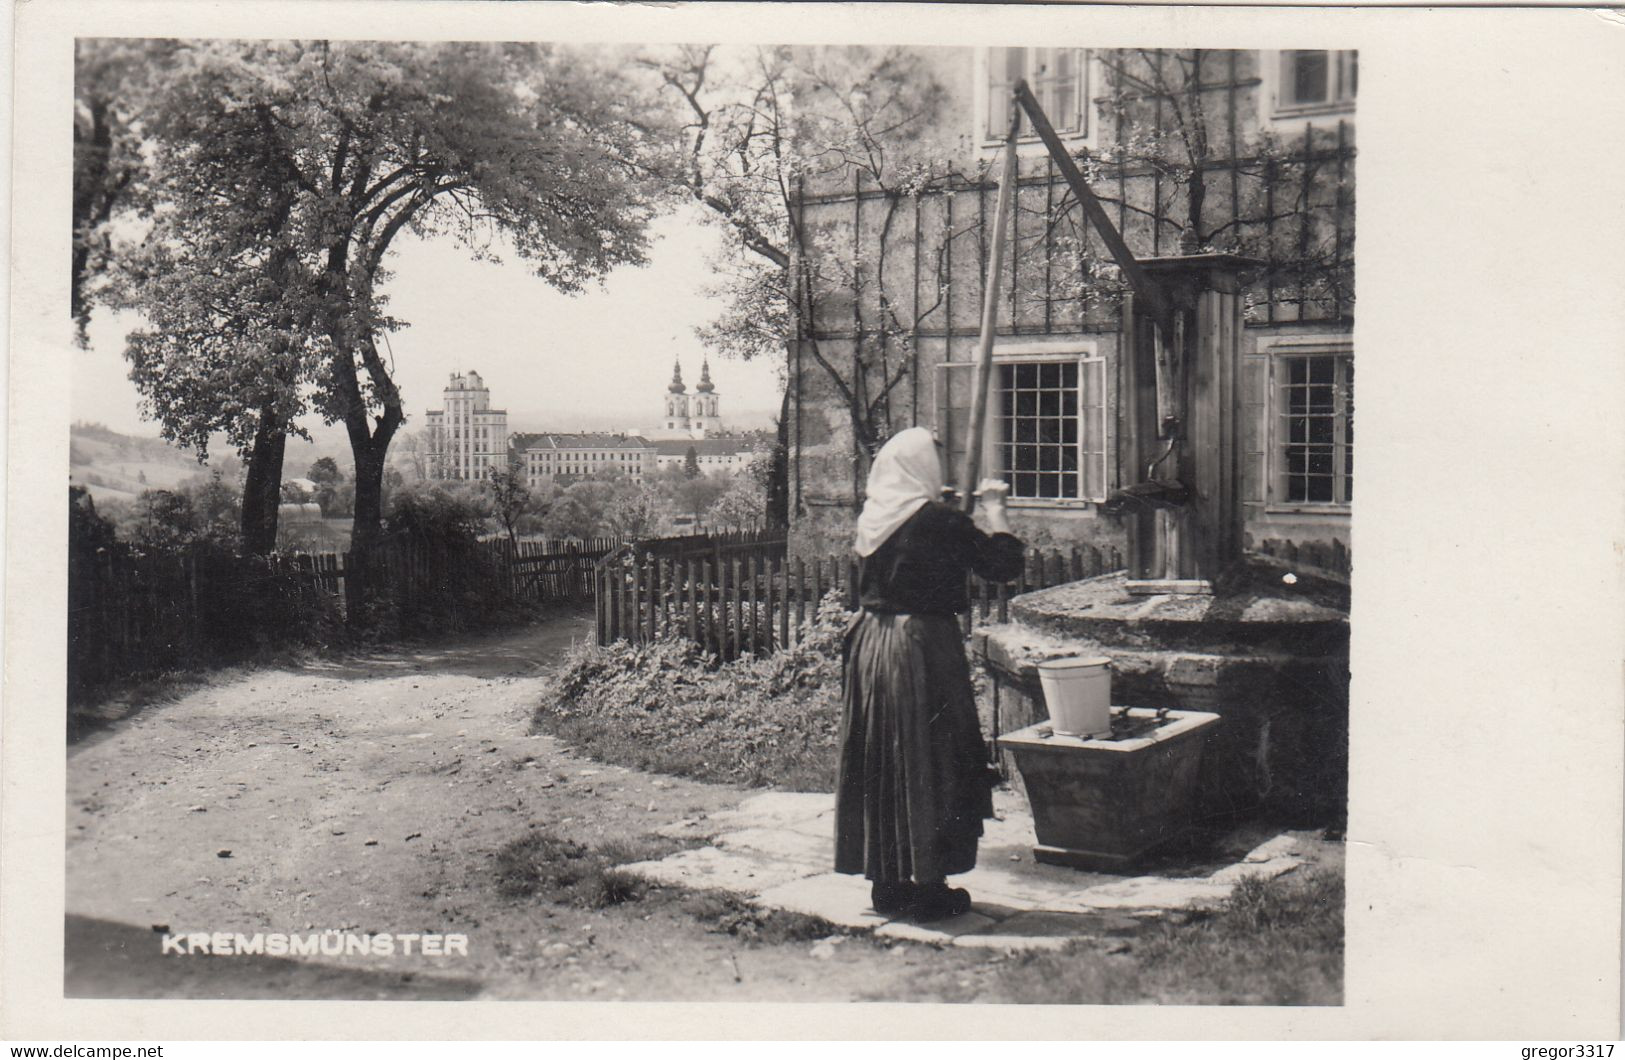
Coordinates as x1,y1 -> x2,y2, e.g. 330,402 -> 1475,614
975,559 -> 1349,826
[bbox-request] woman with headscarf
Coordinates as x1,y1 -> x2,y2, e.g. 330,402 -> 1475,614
833,427 -> 1025,921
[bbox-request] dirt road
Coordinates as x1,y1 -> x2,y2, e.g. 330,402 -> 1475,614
65,613 -> 1002,1002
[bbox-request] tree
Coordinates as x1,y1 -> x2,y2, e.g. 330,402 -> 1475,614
710,473 -> 764,530
1083,49 -> 1353,314
602,479 -> 662,540
487,462 -> 533,549
307,456 -> 344,515
308,457 -> 342,487
72,40 -> 173,342
683,446 -> 700,479
110,41 -> 670,559
660,466 -> 729,527
639,45 -> 961,491
112,41 -> 334,555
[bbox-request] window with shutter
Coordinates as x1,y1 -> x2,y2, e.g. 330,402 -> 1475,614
934,348 -> 1107,505
1273,50 -> 1357,117
983,47 -> 1089,144
1262,339 -> 1353,509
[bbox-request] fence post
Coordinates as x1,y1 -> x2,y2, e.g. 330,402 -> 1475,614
640,559 -> 653,640
794,557 -> 807,643
775,556 -> 788,651
747,553 -> 761,655
594,564 -> 605,645
728,557 -> 743,660
685,558 -> 698,644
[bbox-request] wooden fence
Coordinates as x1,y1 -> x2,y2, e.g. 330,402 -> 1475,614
68,534 -> 618,702
595,542 -> 1125,660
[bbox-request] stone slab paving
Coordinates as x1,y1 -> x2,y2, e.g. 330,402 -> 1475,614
624,788 -> 1334,952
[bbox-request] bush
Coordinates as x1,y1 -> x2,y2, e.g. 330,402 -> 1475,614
370,481 -> 510,636
538,590 -> 853,790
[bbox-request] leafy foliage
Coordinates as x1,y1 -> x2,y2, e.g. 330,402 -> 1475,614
638,45 -> 956,473
486,462 -> 534,546
384,480 -> 490,547
537,590 -> 854,790
104,40 -> 673,552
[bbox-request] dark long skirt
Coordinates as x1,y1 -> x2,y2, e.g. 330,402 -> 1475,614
833,611 -> 994,883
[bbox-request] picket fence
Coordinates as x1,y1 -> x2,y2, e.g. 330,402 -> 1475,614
594,541 -> 1125,660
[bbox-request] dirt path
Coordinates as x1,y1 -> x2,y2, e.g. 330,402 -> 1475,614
65,613 -> 1006,1001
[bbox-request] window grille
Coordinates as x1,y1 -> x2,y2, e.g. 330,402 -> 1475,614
1273,352 -> 1353,504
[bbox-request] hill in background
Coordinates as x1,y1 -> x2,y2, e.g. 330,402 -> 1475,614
69,422 -> 356,503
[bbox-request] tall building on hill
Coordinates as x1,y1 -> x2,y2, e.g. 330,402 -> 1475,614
424,370 -> 508,481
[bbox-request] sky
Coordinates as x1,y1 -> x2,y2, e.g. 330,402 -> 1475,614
71,203 -> 785,443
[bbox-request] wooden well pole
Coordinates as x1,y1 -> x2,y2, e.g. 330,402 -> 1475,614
961,90 -> 1023,514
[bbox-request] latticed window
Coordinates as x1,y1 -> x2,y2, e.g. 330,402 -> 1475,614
1273,353 -> 1353,504
936,352 -> 1107,504
1000,362 -> 1081,499
1278,50 -> 1357,112
986,47 -> 1087,140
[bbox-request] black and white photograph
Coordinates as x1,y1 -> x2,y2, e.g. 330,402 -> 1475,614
5,0 -> 1624,1042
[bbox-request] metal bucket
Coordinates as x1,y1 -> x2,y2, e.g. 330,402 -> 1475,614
1036,656 -> 1113,738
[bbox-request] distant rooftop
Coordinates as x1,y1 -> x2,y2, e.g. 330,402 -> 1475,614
511,432 -> 656,451
651,437 -> 763,457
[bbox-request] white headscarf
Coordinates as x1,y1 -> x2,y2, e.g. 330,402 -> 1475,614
854,427 -> 945,557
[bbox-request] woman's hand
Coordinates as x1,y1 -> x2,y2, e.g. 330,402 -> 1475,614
974,478 -> 1012,534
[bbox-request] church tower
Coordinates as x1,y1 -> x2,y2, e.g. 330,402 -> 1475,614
690,358 -> 722,436
664,357 -> 691,431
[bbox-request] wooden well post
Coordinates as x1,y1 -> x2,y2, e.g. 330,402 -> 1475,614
1120,254 -> 1259,593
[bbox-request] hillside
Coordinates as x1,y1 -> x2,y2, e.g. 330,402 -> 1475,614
68,422 -> 358,503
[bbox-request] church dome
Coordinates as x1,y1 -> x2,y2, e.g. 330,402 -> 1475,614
667,357 -> 687,394
695,358 -> 716,394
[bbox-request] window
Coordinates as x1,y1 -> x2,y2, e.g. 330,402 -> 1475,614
1276,50 -> 1357,114
985,47 -> 1088,142
935,347 -> 1106,504
1272,350 -> 1352,505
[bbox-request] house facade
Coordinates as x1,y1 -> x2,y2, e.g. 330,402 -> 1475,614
511,432 -> 658,488
786,48 -> 1354,563
652,435 -> 766,474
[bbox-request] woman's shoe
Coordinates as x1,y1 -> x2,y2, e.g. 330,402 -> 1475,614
870,881 -> 918,916
912,883 -> 972,921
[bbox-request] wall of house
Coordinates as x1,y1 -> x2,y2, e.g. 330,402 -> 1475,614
787,46 -> 1354,565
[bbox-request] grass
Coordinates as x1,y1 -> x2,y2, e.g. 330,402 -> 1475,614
531,597 -> 852,791
867,864 -> 1345,1006
494,830 -> 675,908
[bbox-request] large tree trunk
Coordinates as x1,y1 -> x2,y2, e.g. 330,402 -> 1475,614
240,405 -> 288,556
348,437 -> 388,555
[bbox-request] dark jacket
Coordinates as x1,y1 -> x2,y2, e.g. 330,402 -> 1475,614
857,501 -> 1024,616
